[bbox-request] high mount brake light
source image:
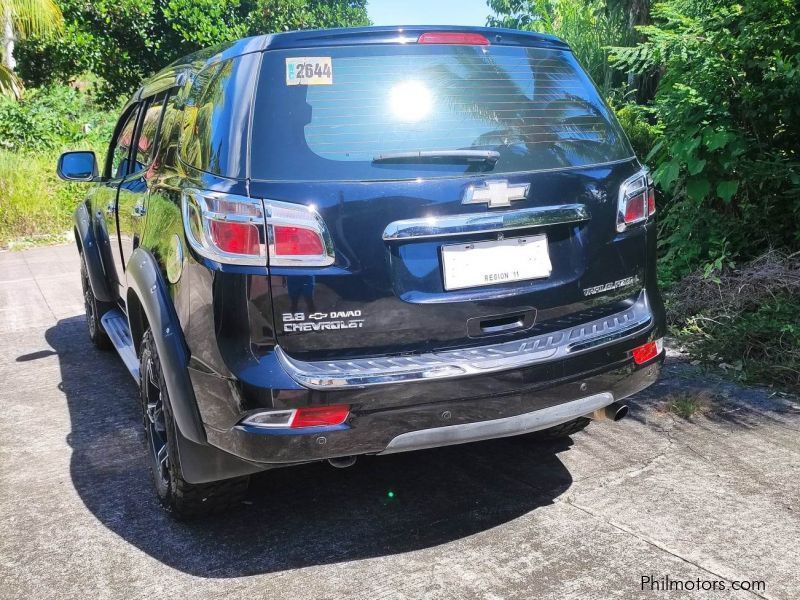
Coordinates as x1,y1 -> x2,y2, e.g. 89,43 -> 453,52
240,405 -> 351,429
617,170 -> 656,232
182,189 -> 335,267
418,32 -> 490,45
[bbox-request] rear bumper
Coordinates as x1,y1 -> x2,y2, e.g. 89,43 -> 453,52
201,342 -> 663,466
185,286 -> 665,474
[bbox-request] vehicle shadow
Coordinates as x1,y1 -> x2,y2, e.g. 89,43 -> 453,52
45,316 -> 575,578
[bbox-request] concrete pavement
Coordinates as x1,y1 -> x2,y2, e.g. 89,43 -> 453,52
1,245 -> 799,599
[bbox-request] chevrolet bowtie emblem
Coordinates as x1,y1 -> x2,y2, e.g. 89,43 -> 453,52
462,180 -> 530,208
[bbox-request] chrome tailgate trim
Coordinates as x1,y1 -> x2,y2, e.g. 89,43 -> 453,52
275,291 -> 652,390
382,204 -> 590,241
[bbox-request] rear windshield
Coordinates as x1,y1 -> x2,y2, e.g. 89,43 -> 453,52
250,44 -> 633,181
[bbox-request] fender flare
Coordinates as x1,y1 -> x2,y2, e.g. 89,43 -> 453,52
126,248 -> 266,483
74,203 -> 115,303
126,247 -> 207,445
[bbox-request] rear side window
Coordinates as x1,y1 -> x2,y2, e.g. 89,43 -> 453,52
251,45 -> 633,181
180,54 -> 260,179
133,95 -> 166,173
157,90 -> 184,168
110,107 -> 140,179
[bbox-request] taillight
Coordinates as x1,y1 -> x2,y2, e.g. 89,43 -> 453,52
209,221 -> 260,255
265,200 -> 334,266
273,226 -> 324,256
183,189 -> 267,266
182,189 -> 334,267
617,170 -> 655,232
632,338 -> 664,364
240,404 -> 350,430
418,32 -> 490,45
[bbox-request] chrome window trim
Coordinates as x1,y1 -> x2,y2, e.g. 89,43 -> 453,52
276,290 -> 652,390
382,204 -> 591,241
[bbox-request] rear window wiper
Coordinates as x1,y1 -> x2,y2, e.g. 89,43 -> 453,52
372,150 -> 500,166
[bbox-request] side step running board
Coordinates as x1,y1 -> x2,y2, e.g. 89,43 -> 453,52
100,309 -> 140,382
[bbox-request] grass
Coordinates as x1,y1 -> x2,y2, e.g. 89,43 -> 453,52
666,253 -> 800,396
0,148 -> 89,248
665,390 -> 724,419
669,393 -> 701,419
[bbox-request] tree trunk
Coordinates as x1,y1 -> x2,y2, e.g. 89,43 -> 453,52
2,5 -> 16,71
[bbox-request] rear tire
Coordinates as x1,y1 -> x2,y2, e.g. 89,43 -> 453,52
139,328 -> 249,519
533,417 -> 591,441
80,256 -> 112,350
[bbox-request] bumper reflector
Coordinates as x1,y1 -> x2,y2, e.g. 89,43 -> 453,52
240,405 -> 350,430
632,338 -> 664,365
291,405 -> 350,428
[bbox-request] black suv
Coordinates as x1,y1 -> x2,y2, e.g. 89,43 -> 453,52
58,26 -> 665,517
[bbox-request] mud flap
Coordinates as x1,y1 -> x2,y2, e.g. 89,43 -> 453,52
174,425 -> 268,484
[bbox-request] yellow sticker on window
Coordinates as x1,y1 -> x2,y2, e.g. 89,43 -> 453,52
286,57 -> 333,86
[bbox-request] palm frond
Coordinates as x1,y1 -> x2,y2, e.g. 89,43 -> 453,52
3,0 -> 63,39
0,62 -> 21,98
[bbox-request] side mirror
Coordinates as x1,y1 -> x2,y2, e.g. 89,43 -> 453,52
56,151 -> 98,182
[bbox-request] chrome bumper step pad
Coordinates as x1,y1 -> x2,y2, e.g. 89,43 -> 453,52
276,291 -> 652,390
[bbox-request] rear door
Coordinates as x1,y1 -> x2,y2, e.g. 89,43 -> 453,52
249,39 -> 647,359
116,93 -> 167,278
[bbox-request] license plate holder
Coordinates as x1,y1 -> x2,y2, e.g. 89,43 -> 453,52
441,235 -> 552,291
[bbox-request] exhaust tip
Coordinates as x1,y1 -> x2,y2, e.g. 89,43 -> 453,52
328,456 -> 357,469
608,403 -> 629,422
589,401 -> 629,422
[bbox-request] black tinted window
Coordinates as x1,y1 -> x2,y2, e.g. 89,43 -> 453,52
251,45 -> 633,181
133,95 -> 166,172
157,90 -> 183,168
180,54 -> 259,178
109,107 -> 140,179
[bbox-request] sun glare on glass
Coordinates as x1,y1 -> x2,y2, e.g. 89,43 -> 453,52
390,80 -> 432,122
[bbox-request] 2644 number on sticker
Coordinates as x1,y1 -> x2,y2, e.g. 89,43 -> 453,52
286,57 -> 333,86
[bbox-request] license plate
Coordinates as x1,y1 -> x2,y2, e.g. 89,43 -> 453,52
441,235 -> 552,291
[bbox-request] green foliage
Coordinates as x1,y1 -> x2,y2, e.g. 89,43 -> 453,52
612,0 -> 800,282
15,0 -> 369,105
0,83 -> 113,246
488,0 -> 634,94
0,84 -> 115,151
0,147 -> 87,245
678,293 -> 800,394
611,100 -> 662,159
0,0 -> 64,98
667,251 -> 800,393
